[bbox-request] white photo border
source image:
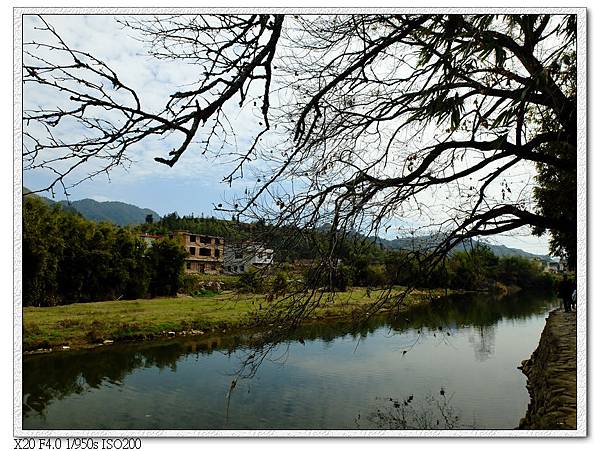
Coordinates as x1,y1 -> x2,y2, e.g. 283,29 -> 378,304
13,6 -> 588,438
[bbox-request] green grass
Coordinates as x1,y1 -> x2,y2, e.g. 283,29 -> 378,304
23,287 -> 451,351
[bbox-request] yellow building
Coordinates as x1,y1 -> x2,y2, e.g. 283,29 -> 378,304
169,230 -> 225,274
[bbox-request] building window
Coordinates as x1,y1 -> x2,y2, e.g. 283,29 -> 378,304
199,248 -> 211,257
186,262 -> 191,270
189,247 -> 196,255
200,236 -> 212,245
215,248 -> 220,258
190,235 -> 196,242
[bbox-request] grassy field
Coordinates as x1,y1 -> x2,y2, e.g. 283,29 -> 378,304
23,287 -> 452,351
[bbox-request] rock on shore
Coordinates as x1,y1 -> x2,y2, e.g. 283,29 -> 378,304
518,309 -> 577,429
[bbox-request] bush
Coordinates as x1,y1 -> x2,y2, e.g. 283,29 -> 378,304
333,263 -> 353,291
147,238 -> 188,296
181,274 -> 204,294
271,271 -> 289,296
237,269 -> 265,293
363,264 -> 389,287
304,263 -> 353,292
496,256 -> 554,290
190,288 -> 217,297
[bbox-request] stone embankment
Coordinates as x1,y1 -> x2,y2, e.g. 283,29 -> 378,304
518,309 -> 577,429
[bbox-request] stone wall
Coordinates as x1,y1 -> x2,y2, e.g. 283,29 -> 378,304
518,309 -> 577,429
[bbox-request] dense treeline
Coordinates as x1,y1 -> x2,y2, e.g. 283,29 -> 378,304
24,198 -> 555,307
23,196 -> 187,306
140,212 -> 247,240
138,212 -> 323,262
328,242 -> 555,292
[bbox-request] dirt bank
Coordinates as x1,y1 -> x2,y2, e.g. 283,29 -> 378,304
518,308 -> 577,429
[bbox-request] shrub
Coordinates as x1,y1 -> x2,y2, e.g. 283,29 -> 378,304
147,238 -> 187,296
271,271 -> 289,296
237,269 -> 265,293
181,274 -> 204,294
363,264 -> 389,287
304,263 -> 353,292
191,288 -> 217,297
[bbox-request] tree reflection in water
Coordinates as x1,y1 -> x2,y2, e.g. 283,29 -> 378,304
360,391 -> 473,430
468,325 -> 497,362
23,291 -> 557,424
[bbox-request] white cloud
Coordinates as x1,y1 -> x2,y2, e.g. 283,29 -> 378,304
21,14 -> 551,255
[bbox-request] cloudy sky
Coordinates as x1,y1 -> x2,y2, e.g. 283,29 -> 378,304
23,15 -> 267,214
22,14 -> 551,255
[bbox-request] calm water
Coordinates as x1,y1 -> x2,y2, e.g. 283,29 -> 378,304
23,292 -> 558,430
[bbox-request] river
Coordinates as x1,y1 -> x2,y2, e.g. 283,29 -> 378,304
22,292 -> 558,430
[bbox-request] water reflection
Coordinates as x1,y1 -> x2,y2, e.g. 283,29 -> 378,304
23,291 -> 558,429
360,391 -> 468,429
463,325 -> 495,362
23,336 -> 245,416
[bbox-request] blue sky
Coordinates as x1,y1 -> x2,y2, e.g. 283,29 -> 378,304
22,14 -> 552,255
23,14 -> 262,218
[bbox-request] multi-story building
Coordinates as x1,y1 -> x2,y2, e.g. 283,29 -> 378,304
169,230 -> 225,274
224,243 -> 274,274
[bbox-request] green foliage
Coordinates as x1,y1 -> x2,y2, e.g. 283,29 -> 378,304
495,256 -> 554,289
446,245 -> 499,290
23,196 -> 63,306
237,269 -> 265,293
379,244 -> 551,292
111,228 -> 151,299
137,212 -> 334,263
23,195 -> 554,307
58,198 -> 160,226
532,138 -> 576,268
22,195 -> 186,306
180,274 -> 204,294
190,288 -> 218,298
146,238 -> 187,297
330,263 -> 353,292
139,212 -> 251,243
361,264 -> 388,287
180,273 -> 231,295
271,271 -> 289,296
384,251 -> 419,286
530,49 -> 576,269
304,263 -> 353,292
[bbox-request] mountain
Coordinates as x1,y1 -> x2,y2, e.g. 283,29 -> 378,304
377,234 -> 552,261
59,199 -> 160,226
23,187 -> 549,258
23,188 -> 160,226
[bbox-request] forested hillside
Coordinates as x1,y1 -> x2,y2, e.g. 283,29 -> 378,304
23,187 -> 160,226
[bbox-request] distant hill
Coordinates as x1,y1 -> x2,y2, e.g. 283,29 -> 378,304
23,188 -> 160,226
59,199 -> 160,226
377,234 -> 552,261
23,187 -> 549,259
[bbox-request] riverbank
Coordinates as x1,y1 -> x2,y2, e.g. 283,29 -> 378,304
518,308 -> 577,429
23,287 -> 457,352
